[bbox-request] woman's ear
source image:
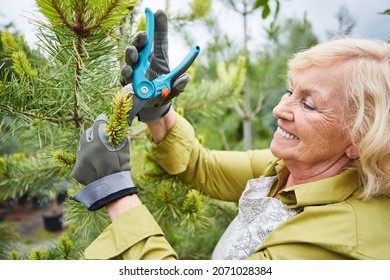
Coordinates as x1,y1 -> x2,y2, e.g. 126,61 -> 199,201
346,144 -> 359,159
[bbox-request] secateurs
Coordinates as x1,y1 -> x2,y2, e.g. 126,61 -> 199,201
127,7 -> 201,124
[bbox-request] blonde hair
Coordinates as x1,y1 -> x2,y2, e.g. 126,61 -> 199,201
287,38 -> 390,199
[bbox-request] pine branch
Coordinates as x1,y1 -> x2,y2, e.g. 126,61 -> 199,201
57,233 -> 73,259
0,157 -> 6,175
0,104 -> 82,123
0,153 -> 65,200
35,0 -> 138,128
105,90 -> 132,146
63,197 -> 110,239
182,91 -> 237,112
1,31 -> 21,54
9,250 -> 19,260
130,146 -> 211,232
72,36 -> 83,128
0,223 -> 20,259
175,56 -> 246,117
28,247 -> 48,260
181,189 -> 209,231
53,150 -> 76,168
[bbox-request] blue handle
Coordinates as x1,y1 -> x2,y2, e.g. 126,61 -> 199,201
153,45 -> 200,94
132,8 -> 155,99
132,8 -> 200,100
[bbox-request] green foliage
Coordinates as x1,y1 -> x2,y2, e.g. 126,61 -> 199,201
181,189 -> 208,232
1,31 -> 23,54
52,226 -> 100,259
0,222 -> 20,259
220,0 -> 279,21
9,250 -> 20,260
166,0 -> 212,24
1,29 -> 46,83
189,0 -> 212,19
179,56 -> 246,112
254,0 -> 269,18
36,0 -> 137,40
174,55 -> 246,150
11,51 -> 37,80
28,246 -> 48,260
64,196 -> 110,240
131,144 -> 208,231
0,153 -> 65,201
105,90 -> 133,146
57,233 -> 73,259
0,157 -> 6,175
136,14 -> 146,31
0,0 -> 139,259
380,9 -> 390,15
182,189 -> 204,214
170,198 -> 237,259
53,150 -> 76,168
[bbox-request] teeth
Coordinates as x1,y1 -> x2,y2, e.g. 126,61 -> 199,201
277,127 -> 299,140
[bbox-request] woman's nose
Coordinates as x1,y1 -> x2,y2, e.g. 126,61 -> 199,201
273,97 -> 294,121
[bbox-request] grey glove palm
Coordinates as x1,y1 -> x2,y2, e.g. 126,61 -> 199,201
121,9 -> 191,122
71,114 -> 137,211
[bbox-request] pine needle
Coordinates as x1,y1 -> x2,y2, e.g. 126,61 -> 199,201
105,91 -> 132,147
53,150 -> 76,168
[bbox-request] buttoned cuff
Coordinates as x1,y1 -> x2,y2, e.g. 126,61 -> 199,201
84,205 -> 165,259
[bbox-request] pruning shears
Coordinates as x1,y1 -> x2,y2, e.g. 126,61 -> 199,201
127,7 -> 201,124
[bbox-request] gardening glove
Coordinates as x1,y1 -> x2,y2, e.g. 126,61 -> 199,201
71,114 -> 137,211
121,9 -> 191,123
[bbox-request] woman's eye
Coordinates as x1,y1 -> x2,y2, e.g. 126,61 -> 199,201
302,101 -> 315,111
285,90 -> 293,96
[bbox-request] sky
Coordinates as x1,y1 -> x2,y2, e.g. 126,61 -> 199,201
1,0 -> 389,66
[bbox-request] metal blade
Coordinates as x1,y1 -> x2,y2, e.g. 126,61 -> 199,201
128,95 -> 149,125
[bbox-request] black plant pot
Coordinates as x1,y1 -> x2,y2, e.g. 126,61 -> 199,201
56,191 -> 68,204
0,210 -> 6,222
18,194 -> 29,205
43,213 -> 63,232
32,197 -> 48,210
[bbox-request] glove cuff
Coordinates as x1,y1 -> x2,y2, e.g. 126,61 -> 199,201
137,102 -> 171,123
71,171 -> 137,211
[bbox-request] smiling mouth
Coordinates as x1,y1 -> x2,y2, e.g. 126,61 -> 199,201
276,126 -> 299,140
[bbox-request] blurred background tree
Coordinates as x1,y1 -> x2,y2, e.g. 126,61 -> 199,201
1,0 -> 368,260
1,0 -> 141,259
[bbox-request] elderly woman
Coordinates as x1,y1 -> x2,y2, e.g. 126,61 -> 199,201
71,11 -> 390,260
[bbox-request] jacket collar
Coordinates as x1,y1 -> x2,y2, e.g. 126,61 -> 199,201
274,161 -> 360,208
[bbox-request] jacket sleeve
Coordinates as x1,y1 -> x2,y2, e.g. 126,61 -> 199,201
151,113 -> 278,202
84,205 -> 177,260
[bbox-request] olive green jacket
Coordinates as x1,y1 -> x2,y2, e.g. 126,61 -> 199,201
85,113 -> 390,260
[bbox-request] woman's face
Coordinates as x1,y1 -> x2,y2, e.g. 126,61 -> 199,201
270,64 -> 354,172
